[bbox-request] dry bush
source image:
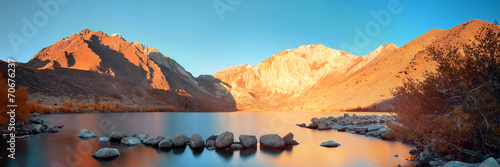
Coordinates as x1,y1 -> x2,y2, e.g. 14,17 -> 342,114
390,27 -> 500,161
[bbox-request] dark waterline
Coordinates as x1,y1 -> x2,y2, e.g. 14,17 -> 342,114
1,111 -> 415,167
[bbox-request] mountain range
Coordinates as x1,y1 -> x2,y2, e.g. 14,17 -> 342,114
2,19 -> 498,111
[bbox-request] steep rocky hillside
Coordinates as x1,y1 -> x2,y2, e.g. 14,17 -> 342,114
18,29 -> 236,111
213,19 -> 500,111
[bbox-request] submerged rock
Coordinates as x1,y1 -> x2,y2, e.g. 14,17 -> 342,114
99,137 -> 110,143
239,135 -> 257,148
153,136 -> 166,146
206,140 -> 216,150
173,133 -> 189,147
77,129 -> 97,138
158,137 -> 173,148
260,134 -> 285,149
230,143 -> 243,150
138,134 -> 149,142
189,134 -> 205,149
283,132 -> 294,145
215,131 -> 234,149
109,131 -> 127,142
92,148 -> 120,160
320,141 -> 341,147
143,137 -> 155,145
121,137 -> 141,146
306,123 -> 318,129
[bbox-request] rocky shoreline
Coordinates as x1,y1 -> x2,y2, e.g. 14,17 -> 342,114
297,113 -> 394,139
1,113 -> 63,139
299,113 -> 500,167
79,129 -> 300,160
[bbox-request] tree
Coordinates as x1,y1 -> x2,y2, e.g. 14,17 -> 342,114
494,19 -> 499,26
390,27 -> 500,161
93,94 -> 100,105
0,67 -> 32,126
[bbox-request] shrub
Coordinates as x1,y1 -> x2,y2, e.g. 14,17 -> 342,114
390,27 -> 500,161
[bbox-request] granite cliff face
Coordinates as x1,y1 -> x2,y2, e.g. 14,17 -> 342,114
213,20 -> 499,111
213,43 -> 397,110
23,29 -> 235,111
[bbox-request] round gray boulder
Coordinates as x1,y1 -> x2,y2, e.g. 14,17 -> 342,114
189,134 -> 205,149
92,148 -> 120,159
77,129 -> 97,138
99,137 -> 110,143
143,137 -> 155,145
158,137 -> 173,148
215,131 -> 234,149
239,135 -> 257,148
320,140 -> 341,147
173,133 -> 190,147
138,134 -> 149,142
109,131 -> 127,142
283,132 -> 294,145
259,134 -> 285,149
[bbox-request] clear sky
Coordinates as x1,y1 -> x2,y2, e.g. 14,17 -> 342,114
1,0 -> 499,76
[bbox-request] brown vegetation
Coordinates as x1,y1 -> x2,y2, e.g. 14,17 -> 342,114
389,27 -> 500,161
0,71 -> 31,125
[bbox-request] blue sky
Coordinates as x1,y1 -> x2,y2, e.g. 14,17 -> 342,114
1,0 -> 499,76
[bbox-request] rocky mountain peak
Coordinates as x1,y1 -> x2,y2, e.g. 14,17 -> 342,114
111,33 -> 126,41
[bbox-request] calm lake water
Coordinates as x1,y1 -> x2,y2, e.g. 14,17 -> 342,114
1,111 -> 415,167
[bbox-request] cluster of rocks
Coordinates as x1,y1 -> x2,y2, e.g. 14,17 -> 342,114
297,114 -> 394,139
24,113 -> 63,134
410,147 -> 500,167
1,113 -> 63,139
441,157 -> 500,167
78,129 -> 299,160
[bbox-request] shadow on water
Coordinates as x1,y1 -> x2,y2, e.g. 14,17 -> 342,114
173,146 -> 186,155
158,147 -> 172,152
284,145 -> 293,152
215,148 -> 234,161
190,147 -> 204,156
240,147 -> 257,159
95,156 -> 119,165
259,145 -> 285,156
149,145 -> 257,160
154,146 -> 187,154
